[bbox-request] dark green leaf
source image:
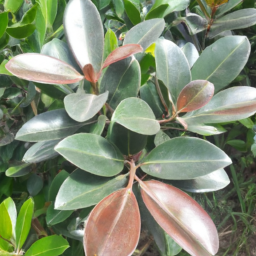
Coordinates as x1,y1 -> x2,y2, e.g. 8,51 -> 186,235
27,174 -> 44,196
0,12 -> 8,39
226,139 -> 246,152
46,203 -> 72,226
0,33 -> 10,51
20,83 -> 37,108
6,24 -> 36,39
19,4 -> 38,25
123,0 -> 141,25
6,163 -> 32,177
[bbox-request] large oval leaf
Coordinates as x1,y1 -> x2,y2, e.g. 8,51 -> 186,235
15,109 -> 91,142
139,180 -> 219,256
155,38 -> 191,104
6,54 -> 84,84
54,133 -> 124,177
191,36 -> 250,92
112,98 -> 160,135
64,0 -> 104,75
141,137 -> 231,179
55,169 -> 128,210
84,188 -> 140,256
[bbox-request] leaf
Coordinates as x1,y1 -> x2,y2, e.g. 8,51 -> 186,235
6,24 -> 36,39
20,82 -> 37,108
55,169 -> 128,210
64,91 -> 108,122
16,198 -> 34,251
139,180 -> 219,256
209,9 -> 256,38
123,0 -> 141,25
54,133 -> 124,177
46,203 -> 72,226
64,0 -> 104,75
84,188 -> 140,256
183,123 -> 227,136
27,174 -> 44,196
215,0 -> 242,17
191,36 -> 250,92
35,4 -> 46,48
123,18 -> 165,51
4,0 -> 23,13
183,86 -> 256,125
226,139 -> 246,152
103,29 -> 118,61
6,54 -> 84,85
113,0 -> 124,17
15,109 -> 91,142
18,4 -> 38,25
141,137 -> 231,180
177,80 -> 214,112
205,0 -> 229,8
24,235 -> 69,256
0,12 -> 8,39
100,57 -> 141,109
154,130 -> 170,147
112,97 -> 160,135
6,163 -> 32,177
89,115 -> 106,135
3,198 -> 17,241
155,38 -> 191,104
182,42 -> 199,68
0,33 -> 10,51
145,4 -> 169,20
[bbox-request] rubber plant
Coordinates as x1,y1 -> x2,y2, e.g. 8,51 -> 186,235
4,0 -> 256,256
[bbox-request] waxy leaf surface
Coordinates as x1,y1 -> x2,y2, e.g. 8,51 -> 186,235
182,42 -> 199,68
55,133 -> 124,177
6,163 -> 32,177
215,0 -> 242,17
141,137 -> 231,179
140,180 -> 219,256
46,203 -> 72,226
85,188 -> 140,256
0,12 -> 8,39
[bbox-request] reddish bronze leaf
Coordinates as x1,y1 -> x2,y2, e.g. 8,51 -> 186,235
83,64 -> 99,83
84,188 -> 141,256
177,80 -> 214,113
102,44 -> 143,69
139,180 -> 219,256
6,54 -> 84,84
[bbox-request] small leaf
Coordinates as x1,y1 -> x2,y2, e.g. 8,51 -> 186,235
27,174 -> 44,196
6,54 -> 84,85
16,198 -> 34,251
177,80 -> 214,112
6,163 -> 32,177
46,203 -> 72,226
24,235 -> 69,256
54,133 -> 124,177
112,98 -> 160,135
0,12 -> 8,39
89,115 -> 106,135
3,198 -> 17,241
104,29 -> 118,61
85,188 -> 140,256
182,42 -> 199,68
123,0 -> 141,25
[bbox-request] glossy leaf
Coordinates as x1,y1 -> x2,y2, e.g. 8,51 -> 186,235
46,203 -> 72,226
104,29 -> 118,61
177,80 -> 214,112
141,137 -> 231,179
145,4 -> 169,20
192,36 -> 250,92
84,188 -> 140,256
24,235 -> 69,256
139,180 -> 219,256
183,123 -> 227,136
64,0 -> 104,75
182,42 -> 199,68
6,24 -> 36,39
215,0 -> 242,17
209,9 -> 256,38
89,115 -> 106,135
6,54 -> 84,85
15,109 -> 91,142
123,19 -> 165,51
0,12 -> 8,39
3,198 -> 17,241
54,133 -> 124,177
16,198 -> 34,250
112,97 -> 160,135
4,0 -> 23,13
123,0 -> 141,25
155,38 -> 191,104
100,57 -> 140,109
6,163 -> 32,177
64,91 -> 108,122
55,169 -> 128,210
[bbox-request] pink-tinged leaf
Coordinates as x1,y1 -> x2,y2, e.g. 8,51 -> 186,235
177,80 -> 214,112
82,64 -> 100,83
102,44 -> 143,69
84,188 -> 141,256
139,180 -> 219,256
6,54 -> 84,85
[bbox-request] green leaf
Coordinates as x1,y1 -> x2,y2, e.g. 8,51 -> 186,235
215,0 -> 242,17
154,130 -> 170,147
27,174 -> 44,196
251,143 -> 256,157
239,118 -> 254,129
0,12 -> 8,39
100,57 -> 140,109
112,97 -> 160,135
6,24 -> 36,39
145,4 -> 169,20
155,38 -> 191,104
55,169 -> 128,210
54,133 -> 124,177
191,36 -> 250,92
15,109 -> 92,142
112,0 -> 124,17
182,42 -> 199,68
3,198 -> 17,241
64,0 -> 104,75
123,18 -> 165,51
20,82 -> 37,108
16,198 -> 34,251
0,60 -> 13,76
19,4 -> 38,25
123,0 -> 141,25
104,29 -> 118,61
24,235 -> 69,256
209,9 -> 256,38
46,203 -> 72,226
64,92 -> 108,122
4,0 -> 23,13
0,33 -> 9,51
6,163 -> 32,177
35,5 -> 46,48
226,139 -> 247,152
89,115 -> 106,135
183,124 -> 227,136
141,137 -> 231,179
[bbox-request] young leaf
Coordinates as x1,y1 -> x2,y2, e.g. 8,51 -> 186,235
55,169 -> 128,210
112,98 -> 160,135
16,198 -> 34,251
177,80 -> 214,112
182,42 -> 199,68
64,91 -> 109,122
6,163 -> 32,177
84,188 -> 140,256
4,0 -> 23,13
54,133 -> 124,177
0,12 -> 8,39
205,0 -> 229,8
24,235 -> 69,256
139,180 -> 219,256
104,29 -> 118,61
191,36 -> 250,92
140,137 -> 231,179
3,198 -> 17,241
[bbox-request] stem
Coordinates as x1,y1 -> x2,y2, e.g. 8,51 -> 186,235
31,218 -> 48,237
196,0 -> 210,20
158,112 -> 178,124
126,160 -> 137,190
91,81 -> 99,95
0,235 -> 15,247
